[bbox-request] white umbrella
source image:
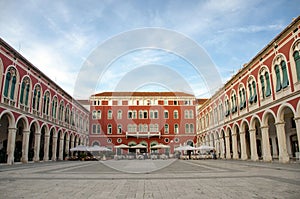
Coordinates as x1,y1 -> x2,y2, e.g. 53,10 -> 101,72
70,145 -> 88,152
88,145 -> 111,152
114,144 -> 130,149
196,145 -> 215,151
175,145 -> 196,151
151,143 -> 170,149
131,144 -> 147,149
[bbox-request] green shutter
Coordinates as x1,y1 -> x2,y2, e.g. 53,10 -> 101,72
281,61 -> 289,88
4,72 -> 11,97
20,81 -> 25,104
248,83 -> 253,103
260,75 -> 265,99
293,51 -> 300,81
10,76 -> 16,100
275,65 -> 282,92
265,72 -> 271,97
252,81 -> 257,102
25,84 -> 30,106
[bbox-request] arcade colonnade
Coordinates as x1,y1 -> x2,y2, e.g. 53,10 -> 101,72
198,102 -> 300,163
196,17 -> 300,163
0,38 -> 89,164
0,111 -> 87,164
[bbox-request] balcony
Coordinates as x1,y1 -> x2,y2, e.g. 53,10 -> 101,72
126,131 -> 161,139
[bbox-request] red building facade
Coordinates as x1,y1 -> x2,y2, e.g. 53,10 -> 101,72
196,17 -> 300,163
0,38 -> 89,164
89,92 -> 197,155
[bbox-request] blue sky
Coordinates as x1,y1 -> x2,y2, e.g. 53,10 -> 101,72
0,0 -> 299,99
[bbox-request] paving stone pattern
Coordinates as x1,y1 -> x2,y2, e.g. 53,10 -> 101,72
0,159 -> 299,199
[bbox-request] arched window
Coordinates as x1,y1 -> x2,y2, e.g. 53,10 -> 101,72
164,124 -> 169,134
65,106 -> 70,123
107,110 -> 112,119
225,97 -> 230,117
174,124 -> 179,134
52,97 -> 58,119
173,110 -> 179,119
19,76 -> 30,106
231,91 -> 237,113
32,85 -> 41,112
117,110 -> 122,119
189,110 -> 193,119
4,67 -> 17,101
265,72 -> 271,97
248,78 -> 257,104
281,61 -> 289,88
190,124 -> 194,133
117,124 -> 122,134
107,124 -> 112,134
239,85 -> 246,110
275,64 -> 282,92
293,51 -> 300,81
164,110 -> 169,119
185,123 -> 189,133
42,91 -> 50,115
58,101 -> 64,121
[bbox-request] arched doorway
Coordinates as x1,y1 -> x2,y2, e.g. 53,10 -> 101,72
253,118 -> 262,159
28,123 -> 37,161
39,126 -> 47,161
63,133 -> 67,160
281,106 -> 297,158
49,128 -> 55,160
0,114 -> 9,163
56,130 -> 61,160
15,119 -> 26,162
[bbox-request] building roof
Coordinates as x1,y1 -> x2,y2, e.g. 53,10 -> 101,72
196,98 -> 208,105
91,91 -> 195,98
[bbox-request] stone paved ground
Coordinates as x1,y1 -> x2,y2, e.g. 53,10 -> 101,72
0,159 -> 299,199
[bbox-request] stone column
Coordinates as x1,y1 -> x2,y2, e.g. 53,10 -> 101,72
43,134 -> 50,161
240,131 -> 247,160
52,135 -> 57,161
275,122 -> 289,163
33,133 -> 41,162
58,137 -> 64,160
220,137 -> 225,159
261,126 -> 272,162
65,135 -> 70,158
7,127 -> 17,165
271,137 -> 278,158
225,135 -> 231,159
232,133 -> 239,159
294,117 -> 300,154
249,129 -> 259,161
21,130 -> 30,163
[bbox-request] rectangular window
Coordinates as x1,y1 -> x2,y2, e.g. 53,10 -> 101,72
164,100 -> 168,105
97,124 -> 101,134
154,111 -> 158,119
143,111 -> 148,119
92,124 -> 96,134
97,110 -> 101,119
92,111 -> 97,120
128,111 -> 133,119
108,110 -> 112,119
164,111 -> 169,119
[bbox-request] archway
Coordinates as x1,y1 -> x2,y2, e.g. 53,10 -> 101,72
39,126 -> 46,161
49,128 -> 55,160
280,106 -> 297,158
63,133 -> 67,160
15,118 -> 27,162
253,118 -> 262,159
56,130 -> 61,160
28,122 -> 37,161
0,114 -> 9,163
